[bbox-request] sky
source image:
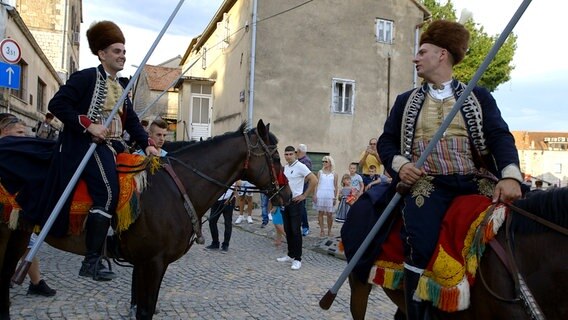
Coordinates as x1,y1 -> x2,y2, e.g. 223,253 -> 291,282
79,0 -> 566,132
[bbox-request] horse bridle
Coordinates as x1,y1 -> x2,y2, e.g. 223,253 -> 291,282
240,128 -> 288,203
476,203 -> 568,320
165,128 -> 286,203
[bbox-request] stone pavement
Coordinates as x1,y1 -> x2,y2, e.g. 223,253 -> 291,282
8,208 -> 396,319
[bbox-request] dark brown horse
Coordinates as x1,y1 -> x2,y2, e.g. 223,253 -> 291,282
0,120 -> 291,320
348,188 -> 568,320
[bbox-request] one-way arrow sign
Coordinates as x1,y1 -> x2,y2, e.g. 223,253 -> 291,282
0,61 -> 21,90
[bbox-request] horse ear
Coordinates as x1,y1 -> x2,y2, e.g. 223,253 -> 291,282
257,119 -> 267,136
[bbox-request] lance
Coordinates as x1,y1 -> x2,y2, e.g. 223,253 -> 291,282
319,0 -> 533,309
12,0 -> 187,285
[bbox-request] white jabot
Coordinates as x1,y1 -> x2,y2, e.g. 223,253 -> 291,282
428,80 -> 453,100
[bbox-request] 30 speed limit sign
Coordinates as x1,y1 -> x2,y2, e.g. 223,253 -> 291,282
0,39 -> 22,64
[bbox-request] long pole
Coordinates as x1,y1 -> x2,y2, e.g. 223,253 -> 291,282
12,0 -> 187,285
319,0 -> 533,309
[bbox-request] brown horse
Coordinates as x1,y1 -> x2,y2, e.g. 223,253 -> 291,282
0,120 -> 291,320
348,187 -> 568,320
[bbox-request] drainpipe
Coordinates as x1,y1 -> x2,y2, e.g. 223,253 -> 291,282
247,0 -> 258,127
61,0 -> 68,75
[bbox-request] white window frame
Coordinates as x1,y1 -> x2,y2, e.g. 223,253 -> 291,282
376,18 -> 394,44
331,78 -> 355,114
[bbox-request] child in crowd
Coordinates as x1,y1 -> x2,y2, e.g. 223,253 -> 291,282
272,206 -> 286,247
348,162 -> 364,196
335,174 -> 355,223
363,165 -> 392,191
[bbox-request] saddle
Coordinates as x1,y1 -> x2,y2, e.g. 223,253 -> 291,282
367,195 -> 508,312
0,153 -> 160,235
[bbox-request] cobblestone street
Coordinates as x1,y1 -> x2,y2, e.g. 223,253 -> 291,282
9,208 -> 397,319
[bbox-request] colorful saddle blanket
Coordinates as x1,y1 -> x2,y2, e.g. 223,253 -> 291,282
367,194 -> 508,312
0,153 -> 158,235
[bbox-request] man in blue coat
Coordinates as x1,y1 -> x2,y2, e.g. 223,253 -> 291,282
42,21 -> 158,281
378,20 -> 522,319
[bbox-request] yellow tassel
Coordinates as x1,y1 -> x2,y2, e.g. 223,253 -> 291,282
416,275 -> 430,300
466,256 -> 478,277
149,156 -> 161,174
116,205 -> 132,233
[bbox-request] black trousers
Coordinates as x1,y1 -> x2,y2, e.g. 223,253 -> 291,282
208,200 -> 233,246
283,201 -> 303,261
83,144 -> 119,213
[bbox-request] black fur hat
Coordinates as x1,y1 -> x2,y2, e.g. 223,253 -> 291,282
420,20 -> 470,65
86,21 -> 125,55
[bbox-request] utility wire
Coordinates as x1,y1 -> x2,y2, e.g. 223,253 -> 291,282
137,0 -> 316,118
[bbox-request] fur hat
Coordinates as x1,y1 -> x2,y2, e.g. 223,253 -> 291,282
86,21 -> 125,55
420,20 -> 470,65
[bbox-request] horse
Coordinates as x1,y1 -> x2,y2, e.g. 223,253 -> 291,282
0,119 -> 291,320
347,187 -> 568,320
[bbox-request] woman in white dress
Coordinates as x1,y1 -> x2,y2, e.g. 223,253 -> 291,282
312,156 -> 338,237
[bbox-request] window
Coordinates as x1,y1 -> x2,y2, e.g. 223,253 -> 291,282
376,19 -> 394,44
331,78 -> 355,114
553,163 -> 562,174
37,78 -> 46,112
12,60 -> 28,101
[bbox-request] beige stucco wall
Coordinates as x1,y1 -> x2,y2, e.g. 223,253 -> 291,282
179,0 -> 426,173
252,0 -> 425,173
16,0 -> 82,80
519,150 -> 568,187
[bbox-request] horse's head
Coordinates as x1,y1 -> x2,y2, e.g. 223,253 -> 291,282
241,120 -> 292,206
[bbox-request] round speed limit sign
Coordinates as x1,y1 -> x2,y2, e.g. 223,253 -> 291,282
0,39 -> 22,64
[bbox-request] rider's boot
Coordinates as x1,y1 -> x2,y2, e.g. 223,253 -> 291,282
79,207 -> 116,281
404,266 -> 431,320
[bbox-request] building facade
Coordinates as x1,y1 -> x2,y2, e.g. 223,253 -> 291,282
133,62 -> 181,141
0,5 -> 63,131
512,131 -> 568,188
177,0 -> 429,172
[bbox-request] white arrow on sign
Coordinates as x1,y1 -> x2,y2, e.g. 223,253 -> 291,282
6,66 -> 14,85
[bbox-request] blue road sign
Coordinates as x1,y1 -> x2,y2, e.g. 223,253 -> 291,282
0,61 -> 21,90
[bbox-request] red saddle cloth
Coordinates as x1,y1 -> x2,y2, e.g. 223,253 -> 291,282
367,194 -> 508,312
1,153 -> 154,235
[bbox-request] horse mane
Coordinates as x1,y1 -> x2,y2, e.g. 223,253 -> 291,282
163,121 -> 279,157
510,187 -> 568,234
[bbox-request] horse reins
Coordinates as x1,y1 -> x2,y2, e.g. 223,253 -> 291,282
159,128 -> 286,238
477,201 -> 568,320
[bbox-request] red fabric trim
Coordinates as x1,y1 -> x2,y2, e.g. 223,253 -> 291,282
79,115 -> 92,129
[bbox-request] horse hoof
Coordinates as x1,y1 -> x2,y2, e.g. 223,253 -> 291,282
196,236 -> 205,245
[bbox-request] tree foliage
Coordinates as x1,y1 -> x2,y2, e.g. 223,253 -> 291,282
421,0 -> 517,92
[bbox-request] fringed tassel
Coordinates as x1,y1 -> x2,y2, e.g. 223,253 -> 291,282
149,156 -> 161,174
134,171 -> 148,193
116,191 -> 141,233
484,204 -> 507,241
8,208 -> 19,230
368,264 -> 404,290
417,275 -> 470,312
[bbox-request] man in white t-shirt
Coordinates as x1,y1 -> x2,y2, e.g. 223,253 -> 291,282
276,146 -> 317,270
